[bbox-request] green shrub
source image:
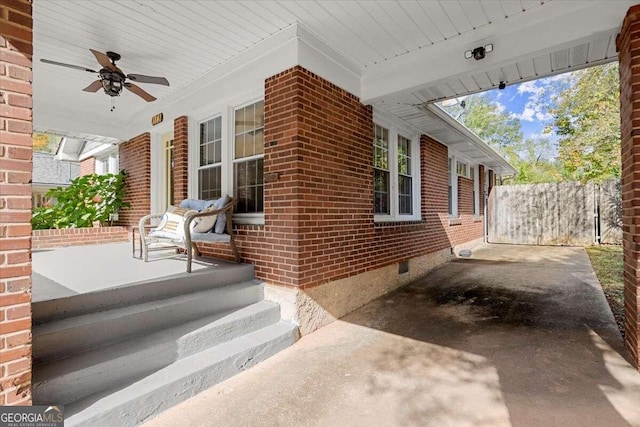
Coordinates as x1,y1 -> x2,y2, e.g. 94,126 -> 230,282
32,171 -> 130,229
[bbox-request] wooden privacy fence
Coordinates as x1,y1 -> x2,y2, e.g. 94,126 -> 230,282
487,180 -> 621,246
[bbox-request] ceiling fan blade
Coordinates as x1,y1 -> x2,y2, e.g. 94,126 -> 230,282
82,80 -> 103,93
40,58 -> 96,73
90,49 -> 117,71
124,83 -> 156,102
126,74 -> 169,86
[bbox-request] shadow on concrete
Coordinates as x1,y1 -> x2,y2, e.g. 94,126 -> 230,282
342,245 -> 639,427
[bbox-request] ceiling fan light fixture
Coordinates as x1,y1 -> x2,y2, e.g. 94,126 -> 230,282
101,78 -> 122,96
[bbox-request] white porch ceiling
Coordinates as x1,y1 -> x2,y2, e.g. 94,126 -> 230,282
33,0 -> 635,141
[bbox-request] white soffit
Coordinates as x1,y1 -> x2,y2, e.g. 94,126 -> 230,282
33,0 -> 634,140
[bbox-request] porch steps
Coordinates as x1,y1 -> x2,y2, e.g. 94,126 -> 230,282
32,268 -> 299,426
33,280 -> 263,364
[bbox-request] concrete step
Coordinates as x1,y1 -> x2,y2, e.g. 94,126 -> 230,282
33,280 -> 263,364
64,321 -> 298,427
33,301 -> 282,406
33,262 -> 256,324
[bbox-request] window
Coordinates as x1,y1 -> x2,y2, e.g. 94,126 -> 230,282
470,166 -> 477,215
193,98 -> 265,224
198,116 -> 222,200
397,135 -> 412,215
373,124 -> 390,215
456,161 -> 468,177
448,158 -> 453,215
372,119 -> 420,221
234,101 -> 264,214
96,151 -> 119,175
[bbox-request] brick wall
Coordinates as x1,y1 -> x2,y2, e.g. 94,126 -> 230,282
617,4 -> 640,370
79,157 -> 95,176
117,133 -> 150,227
173,116 -> 188,203
0,0 -> 33,405
458,176 -> 474,215
201,66 -> 485,288
32,227 -> 130,249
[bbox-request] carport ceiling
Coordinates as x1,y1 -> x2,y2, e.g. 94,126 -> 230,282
33,1 -> 635,138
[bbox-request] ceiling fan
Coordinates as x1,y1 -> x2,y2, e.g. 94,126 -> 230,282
40,49 -> 169,103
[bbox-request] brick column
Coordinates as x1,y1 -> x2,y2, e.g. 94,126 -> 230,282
617,5 -> 640,370
478,165 -> 485,216
79,157 -> 95,176
0,0 -> 33,405
117,133 -> 151,227
173,116 -> 188,203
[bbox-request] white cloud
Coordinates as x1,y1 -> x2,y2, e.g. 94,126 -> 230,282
511,107 -> 535,122
493,101 -> 506,114
517,80 -> 545,96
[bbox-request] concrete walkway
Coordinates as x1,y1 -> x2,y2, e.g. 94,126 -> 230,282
144,245 -> 640,427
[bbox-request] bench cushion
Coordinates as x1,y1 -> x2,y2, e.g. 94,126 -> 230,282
190,232 -> 231,243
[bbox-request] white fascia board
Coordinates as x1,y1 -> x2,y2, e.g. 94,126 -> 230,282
296,24 -> 362,98
425,104 -> 516,176
78,144 -> 117,161
361,1 -> 633,103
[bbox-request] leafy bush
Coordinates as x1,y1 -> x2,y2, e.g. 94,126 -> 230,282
32,171 -> 130,229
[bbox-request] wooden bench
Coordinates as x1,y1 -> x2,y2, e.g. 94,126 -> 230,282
137,197 -> 240,273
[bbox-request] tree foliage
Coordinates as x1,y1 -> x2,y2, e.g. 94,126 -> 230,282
32,171 -> 130,229
33,133 -> 61,153
549,63 -> 620,182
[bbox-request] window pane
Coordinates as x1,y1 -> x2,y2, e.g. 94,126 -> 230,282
198,166 -> 221,200
374,169 -> 390,214
234,158 -> 264,214
200,116 -> 221,167
235,101 -> 265,159
399,175 -> 412,215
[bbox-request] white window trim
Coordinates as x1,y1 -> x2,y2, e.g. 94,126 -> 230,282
449,149 -> 480,218
372,113 -> 421,223
189,94 -> 265,226
95,147 -> 119,175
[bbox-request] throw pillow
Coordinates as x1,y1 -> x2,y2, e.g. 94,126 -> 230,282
150,206 -> 197,240
213,194 -> 230,234
191,206 -> 218,233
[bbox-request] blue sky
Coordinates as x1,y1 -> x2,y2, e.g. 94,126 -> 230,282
464,72 -> 574,154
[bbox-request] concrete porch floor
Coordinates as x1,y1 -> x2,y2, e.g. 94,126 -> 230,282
32,242 -> 240,302
144,244 -> 640,427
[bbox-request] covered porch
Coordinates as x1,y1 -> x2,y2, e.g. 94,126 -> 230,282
2,0 -> 640,421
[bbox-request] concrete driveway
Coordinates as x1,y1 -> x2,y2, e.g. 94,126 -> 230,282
144,244 -> 640,427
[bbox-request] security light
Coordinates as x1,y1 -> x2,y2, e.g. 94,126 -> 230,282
498,81 -> 506,90
464,44 -> 494,61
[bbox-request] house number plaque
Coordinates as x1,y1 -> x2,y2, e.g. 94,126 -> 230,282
151,113 -> 163,126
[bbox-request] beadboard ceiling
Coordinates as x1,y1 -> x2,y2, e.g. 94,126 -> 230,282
33,0 -> 635,141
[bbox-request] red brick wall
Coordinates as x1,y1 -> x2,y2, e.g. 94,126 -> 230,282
79,157 -> 95,176
117,133 -> 150,227
458,176 -> 474,215
173,116 -> 188,203
201,66 -> 485,288
0,0 -> 33,405
32,227 -> 130,249
617,5 -> 640,370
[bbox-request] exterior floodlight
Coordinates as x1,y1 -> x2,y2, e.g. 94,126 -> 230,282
465,44 -> 494,61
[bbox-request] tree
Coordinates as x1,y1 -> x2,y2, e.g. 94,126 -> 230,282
33,132 -> 61,153
443,94 -> 561,183
549,62 -> 620,182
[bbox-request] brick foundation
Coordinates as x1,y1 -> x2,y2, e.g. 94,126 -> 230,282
617,5 -> 640,370
0,0 -> 33,405
117,133 -> 151,227
200,66 -> 485,289
32,227 -> 130,249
